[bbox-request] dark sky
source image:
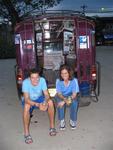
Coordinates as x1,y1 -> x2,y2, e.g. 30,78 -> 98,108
54,0 -> 113,11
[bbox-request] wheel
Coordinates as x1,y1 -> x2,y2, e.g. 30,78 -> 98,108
90,61 -> 101,102
78,95 -> 91,107
95,61 -> 101,96
14,65 -> 22,100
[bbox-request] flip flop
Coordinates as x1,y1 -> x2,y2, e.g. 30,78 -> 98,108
49,128 -> 57,136
24,135 -> 33,144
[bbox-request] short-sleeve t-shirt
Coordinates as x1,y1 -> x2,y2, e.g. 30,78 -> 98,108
22,77 -> 47,101
56,78 -> 79,97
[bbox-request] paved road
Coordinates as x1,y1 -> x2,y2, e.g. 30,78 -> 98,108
0,46 -> 113,150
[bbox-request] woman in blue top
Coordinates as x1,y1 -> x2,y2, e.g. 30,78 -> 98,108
55,64 -> 79,130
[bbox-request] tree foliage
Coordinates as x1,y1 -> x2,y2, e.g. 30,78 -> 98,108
0,0 -> 62,26
0,0 -> 62,58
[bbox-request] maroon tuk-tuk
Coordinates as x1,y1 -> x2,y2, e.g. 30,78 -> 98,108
14,10 -> 100,105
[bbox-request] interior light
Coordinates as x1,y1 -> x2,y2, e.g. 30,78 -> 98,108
44,22 -> 49,29
45,31 -> 50,39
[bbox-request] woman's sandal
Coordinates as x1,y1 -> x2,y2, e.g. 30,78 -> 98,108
49,128 -> 57,136
24,135 -> 33,144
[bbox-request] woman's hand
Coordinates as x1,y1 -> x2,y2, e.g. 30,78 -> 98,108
65,97 -> 72,106
57,101 -> 65,108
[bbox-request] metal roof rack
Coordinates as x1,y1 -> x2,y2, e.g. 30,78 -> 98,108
34,9 -> 83,16
19,9 -> 94,24
23,9 -> 84,20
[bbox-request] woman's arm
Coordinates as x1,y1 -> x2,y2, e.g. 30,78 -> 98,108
57,93 -> 67,103
71,92 -> 77,100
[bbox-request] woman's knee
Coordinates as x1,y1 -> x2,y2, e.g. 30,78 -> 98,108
71,100 -> 78,107
54,96 -> 62,103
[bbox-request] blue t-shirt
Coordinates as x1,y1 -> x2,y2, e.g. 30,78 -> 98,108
56,78 -> 79,97
22,77 -> 47,101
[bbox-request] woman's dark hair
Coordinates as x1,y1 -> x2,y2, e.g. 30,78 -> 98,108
29,68 -> 40,77
59,64 -> 74,80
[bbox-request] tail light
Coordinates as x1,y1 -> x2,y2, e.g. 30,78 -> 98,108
91,65 -> 96,80
17,69 -> 23,84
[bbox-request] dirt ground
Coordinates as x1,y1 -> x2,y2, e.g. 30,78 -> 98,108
0,46 -> 113,150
